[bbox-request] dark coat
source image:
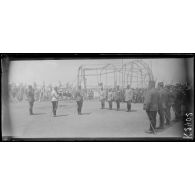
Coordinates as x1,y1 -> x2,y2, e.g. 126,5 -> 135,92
75,90 -> 83,102
158,88 -> 168,110
144,88 -> 159,111
27,89 -> 35,102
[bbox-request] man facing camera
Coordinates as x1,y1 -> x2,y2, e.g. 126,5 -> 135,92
27,85 -> 35,115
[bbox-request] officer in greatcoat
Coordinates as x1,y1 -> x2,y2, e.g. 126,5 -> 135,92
173,83 -> 182,121
157,82 -> 167,129
143,81 -> 159,133
164,85 -> 172,125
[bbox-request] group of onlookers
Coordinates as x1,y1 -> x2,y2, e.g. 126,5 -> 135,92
143,81 -> 193,134
8,83 -> 52,102
8,83 -> 76,102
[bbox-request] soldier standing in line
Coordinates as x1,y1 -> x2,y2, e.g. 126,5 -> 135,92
27,85 -> 35,115
99,87 -> 106,109
173,83 -> 182,121
157,82 -> 167,129
125,85 -> 133,112
107,88 -> 113,110
51,86 -> 59,117
114,85 -> 121,111
184,82 -> 193,113
75,86 -> 84,115
164,85 -> 172,125
143,81 -> 159,134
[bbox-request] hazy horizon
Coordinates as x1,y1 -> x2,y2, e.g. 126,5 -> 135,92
8,58 -> 192,87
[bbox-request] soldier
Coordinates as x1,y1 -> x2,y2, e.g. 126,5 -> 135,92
157,82 -> 167,129
114,85 -> 121,111
143,81 -> 159,133
125,85 -> 133,112
27,85 -> 35,115
164,85 -> 172,125
75,86 -> 83,115
173,83 -> 182,121
51,86 -> 59,117
99,87 -> 106,109
107,88 -> 113,110
184,83 -> 192,113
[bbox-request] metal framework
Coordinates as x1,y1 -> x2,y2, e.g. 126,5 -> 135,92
77,59 -> 154,89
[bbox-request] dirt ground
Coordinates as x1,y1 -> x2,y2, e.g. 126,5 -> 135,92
3,100 -> 183,139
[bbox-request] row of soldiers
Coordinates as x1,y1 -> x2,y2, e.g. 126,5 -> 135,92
143,81 -> 193,133
99,85 -> 134,111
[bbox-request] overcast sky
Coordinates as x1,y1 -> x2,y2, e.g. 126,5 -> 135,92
9,58 -> 192,87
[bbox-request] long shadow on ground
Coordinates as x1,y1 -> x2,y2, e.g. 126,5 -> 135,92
54,114 -> 69,117
104,108 -> 137,112
80,113 -> 91,115
32,113 -> 47,115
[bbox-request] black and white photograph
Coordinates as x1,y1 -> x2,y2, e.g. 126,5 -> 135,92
1,1 -> 195,195
1,54 -> 194,141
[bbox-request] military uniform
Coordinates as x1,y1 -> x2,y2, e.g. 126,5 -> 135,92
51,88 -> 59,116
157,84 -> 167,129
107,90 -> 113,110
75,89 -> 83,115
173,85 -> 182,120
99,89 -> 106,109
144,82 -> 159,132
125,88 -> 133,112
114,88 -> 121,111
27,86 -> 35,115
164,86 -> 172,125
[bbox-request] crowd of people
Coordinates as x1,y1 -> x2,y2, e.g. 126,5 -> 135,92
8,83 -> 76,102
8,82 -> 146,103
8,81 -> 193,134
8,83 -> 53,102
143,81 -> 193,134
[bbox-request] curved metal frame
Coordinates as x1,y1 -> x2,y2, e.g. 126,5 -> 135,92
77,60 -> 154,89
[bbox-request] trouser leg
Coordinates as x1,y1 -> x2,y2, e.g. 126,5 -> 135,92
55,101 -> 58,115
116,101 -> 120,110
101,100 -> 105,109
127,102 -> 129,111
147,111 -> 152,130
29,101 -> 34,115
174,103 -> 181,120
77,101 -> 80,114
177,104 -> 181,119
52,101 -> 55,115
52,101 -> 57,116
80,101 -> 83,113
152,111 -> 157,129
158,109 -> 165,128
127,101 -> 131,111
147,111 -> 157,130
77,101 -> 83,114
109,101 -> 112,109
165,106 -> 171,124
